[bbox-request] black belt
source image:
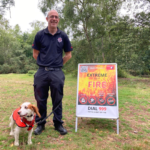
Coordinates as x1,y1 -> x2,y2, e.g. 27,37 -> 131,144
39,66 -> 61,71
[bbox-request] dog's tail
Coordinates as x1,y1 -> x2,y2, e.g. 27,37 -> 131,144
9,114 -> 13,127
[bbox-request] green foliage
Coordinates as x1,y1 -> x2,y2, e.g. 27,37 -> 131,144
0,0 -> 15,17
0,18 -> 43,74
27,70 -> 36,76
37,0 -> 150,76
0,63 -> 12,74
62,68 -> 66,74
117,68 -> 129,78
0,1 -> 150,76
71,69 -> 78,77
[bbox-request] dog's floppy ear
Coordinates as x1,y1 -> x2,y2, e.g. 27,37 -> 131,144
29,104 -> 41,118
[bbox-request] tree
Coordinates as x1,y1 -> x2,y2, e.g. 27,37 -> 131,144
37,0 -> 150,75
0,17 -> 43,73
0,0 -> 15,17
38,0 -> 124,63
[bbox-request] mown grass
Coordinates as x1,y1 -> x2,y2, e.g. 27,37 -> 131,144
0,74 -> 150,150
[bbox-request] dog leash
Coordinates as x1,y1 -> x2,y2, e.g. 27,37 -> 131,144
35,100 -> 61,125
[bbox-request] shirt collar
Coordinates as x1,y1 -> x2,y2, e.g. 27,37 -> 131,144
44,27 -> 60,35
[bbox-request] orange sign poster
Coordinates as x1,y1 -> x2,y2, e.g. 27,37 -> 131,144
78,64 -> 117,106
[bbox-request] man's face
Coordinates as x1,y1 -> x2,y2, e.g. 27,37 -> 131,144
46,11 -> 59,29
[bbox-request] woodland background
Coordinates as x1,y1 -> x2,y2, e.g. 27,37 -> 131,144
0,0 -> 150,77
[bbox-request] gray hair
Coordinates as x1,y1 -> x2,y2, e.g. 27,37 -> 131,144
46,10 -> 59,17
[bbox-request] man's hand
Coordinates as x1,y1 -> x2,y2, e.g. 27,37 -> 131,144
63,51 -> 72,65
33,49 -> 40,60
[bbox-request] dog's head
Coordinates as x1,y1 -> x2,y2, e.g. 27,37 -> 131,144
18,102 -> 41,119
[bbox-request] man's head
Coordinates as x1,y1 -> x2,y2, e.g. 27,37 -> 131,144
46,10 -> 59,29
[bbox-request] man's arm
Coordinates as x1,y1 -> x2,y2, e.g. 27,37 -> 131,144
33,49 -> 40,60
63,51 -> 72,65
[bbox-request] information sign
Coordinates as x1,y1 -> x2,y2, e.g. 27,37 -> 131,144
75,63 -> 119,134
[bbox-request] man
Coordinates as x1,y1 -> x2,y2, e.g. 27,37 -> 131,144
32,10 -> 72,135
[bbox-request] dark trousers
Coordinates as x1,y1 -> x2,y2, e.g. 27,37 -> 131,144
34,67 -> 65,126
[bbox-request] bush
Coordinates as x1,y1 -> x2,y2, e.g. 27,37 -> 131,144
27,70 -> 36,76
71,69 -> 78,77
118,68 -> 128,78
62,68 -> 66,74
0,64 -> 12,74
141,69 -> 150,75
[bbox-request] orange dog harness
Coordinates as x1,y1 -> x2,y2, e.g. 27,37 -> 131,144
13,108 -> 35,131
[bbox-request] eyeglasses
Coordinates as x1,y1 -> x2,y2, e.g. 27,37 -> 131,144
48,15 -> 59,19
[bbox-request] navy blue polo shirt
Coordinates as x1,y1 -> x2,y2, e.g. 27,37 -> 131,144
32,27 -> 73,67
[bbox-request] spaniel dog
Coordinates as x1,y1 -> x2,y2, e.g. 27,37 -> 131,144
9,102 -> 41,146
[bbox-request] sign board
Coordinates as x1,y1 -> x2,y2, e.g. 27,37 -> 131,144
75,63 -> 119,134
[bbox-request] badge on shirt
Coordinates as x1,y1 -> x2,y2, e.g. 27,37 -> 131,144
58,37 -> 62,43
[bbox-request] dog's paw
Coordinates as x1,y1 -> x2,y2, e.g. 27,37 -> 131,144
9,132 -> 14,136
14,142 -> 19,146
28,141 -> 32,145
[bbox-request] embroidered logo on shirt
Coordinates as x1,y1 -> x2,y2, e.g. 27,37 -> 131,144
58,37 -> 62,43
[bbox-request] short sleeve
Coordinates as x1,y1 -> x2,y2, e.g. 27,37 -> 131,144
32,32 -> 41,51
63,34 -> 73,52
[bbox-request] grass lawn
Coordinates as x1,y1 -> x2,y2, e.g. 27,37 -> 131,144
0,73 -> 150,150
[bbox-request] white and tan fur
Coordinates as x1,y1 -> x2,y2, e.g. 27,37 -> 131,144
9,102 -> 41,146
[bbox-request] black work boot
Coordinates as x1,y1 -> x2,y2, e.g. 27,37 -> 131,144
55,124 -> 67,135
34,125 -> 45,135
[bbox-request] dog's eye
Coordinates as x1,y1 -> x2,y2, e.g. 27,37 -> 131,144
25,106 -> 28,109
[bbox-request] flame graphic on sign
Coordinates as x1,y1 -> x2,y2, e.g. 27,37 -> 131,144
78,65 -> 116,106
